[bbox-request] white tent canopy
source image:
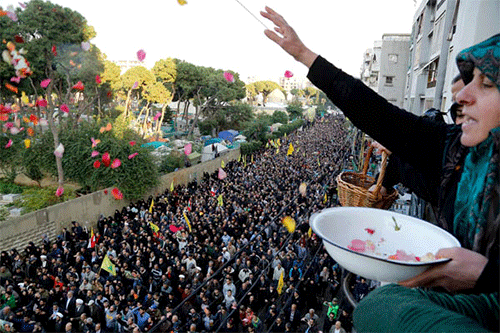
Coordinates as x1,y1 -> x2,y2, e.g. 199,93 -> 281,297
201,143 -> 229,162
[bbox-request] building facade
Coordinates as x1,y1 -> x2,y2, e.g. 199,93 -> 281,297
361,35 -> 410,108
403,0 -> 500,116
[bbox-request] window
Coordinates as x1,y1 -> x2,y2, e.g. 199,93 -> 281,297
388,54 -> 398,63
385,76 -> 394,86
427,58 -> 439,88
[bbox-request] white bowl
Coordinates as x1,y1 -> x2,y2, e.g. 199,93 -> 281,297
310,207 -> 461,282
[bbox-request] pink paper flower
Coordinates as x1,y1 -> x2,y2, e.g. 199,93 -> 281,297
9,127 -> 20,135
91,150 -> 100,158
40,78 -> 51,88
223,72 -> 234,83
5,139 -> 13,148
54,143 -> 65,158
101,152 -> 111,167
93,160 -> 101,169
128,152 -> 138,159
111,158 -> 121,169
60,104 -> 69,113
284,70 -> 294,78
137,49 -> 146,62
6,11 -> 18,22
37,99 -> 48,108
19,2 -> 27,9
10,76 -> 21,84
95,75 -> 101,84
129,141 -> 136,146
81,41 -> 91,51
55,186 -> 64,197
153,112 -> 161,121
4,122 -> 14,129
112,188 -> 123,200
132,81 -> 139,89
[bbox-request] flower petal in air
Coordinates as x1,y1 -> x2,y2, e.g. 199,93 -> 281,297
91,137 -> 101,148
128,152 -> 138,159
40,78 -> 51,88
60,104 -> 69,113
55,186 -> 64,197
10,76 -> 21,84
24,139 -> 30,148
27,127 -> 34,136
111,188 -> 123,200
81,41 -> 91,51
5,139 -> 13,148
5,83 -> 18,94
53,143 -> 65,158
91,150 -> 100,158
136,49 -> 146,62
284,70 -> 294,78
72,81 -> 84,91
6,11 -> 18,22
19,2 -> 27,9
111,159 -> 121,169
223,72 -> 234,83
37,99 -> 47,107
4,122 -> 14,129
101,152 -> 111,167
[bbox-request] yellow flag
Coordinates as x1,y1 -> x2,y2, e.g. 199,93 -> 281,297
170,181 -> 174,192
276,148 -> 279,155
251,155 -> 254,163
221,160 -> 225,168
24,139 -> 31,148
149,222 -> 159,234
265,142 -> 269,149
100,254 -> 116,276
183,211 -> 192,232
287,143 -> 294,156
277,138 -> 281,147
238,154 -> 241,162
243,155 -> 247,167
308,227 -> 312,238
217,194 -> 223,206
324,193 -> 328,204
149,199 -> 154,213
277,271 -> 284,295
21,91 -> 29,105
284,132 -> 287,138
317,157 -> 321,166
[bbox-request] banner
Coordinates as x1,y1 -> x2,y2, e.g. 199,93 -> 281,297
100,254 -> 116,276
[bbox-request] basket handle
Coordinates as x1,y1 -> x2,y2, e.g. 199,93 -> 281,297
362,145 -> 389,198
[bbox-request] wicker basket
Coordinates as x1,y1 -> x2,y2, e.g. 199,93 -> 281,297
336,146 -> 398,209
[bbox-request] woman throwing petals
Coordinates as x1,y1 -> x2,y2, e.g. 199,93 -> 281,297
261,6 -> 499,333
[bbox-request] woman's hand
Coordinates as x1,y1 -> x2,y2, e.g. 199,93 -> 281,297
260,6 -> 318,67
398,247 -> 488,292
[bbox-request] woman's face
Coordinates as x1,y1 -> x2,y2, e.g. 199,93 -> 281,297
457,68 -> 500,147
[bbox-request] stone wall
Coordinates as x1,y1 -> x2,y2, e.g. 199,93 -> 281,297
0,149 -> 239,253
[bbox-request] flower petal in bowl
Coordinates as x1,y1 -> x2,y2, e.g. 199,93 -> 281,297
310,207 -> 461,282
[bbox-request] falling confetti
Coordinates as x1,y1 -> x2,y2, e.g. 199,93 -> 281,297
137,49 -> 146,62
60,104 -> 69,113
128,152 -> 138,159
111,159 -> 121,169
223,72 -> 234,83
91,151 -> 100,158
29,114 -> 38,125
91,138 -> 101,148
365,228 -> 375,235
27,127 -> 34,136
299,182 -> 307,196
10,76 -> 21,84
284,70 -> 293,78
72,81 -> 84,91
177,0 -> 187,5
153,112 -> 161,121
101,152 -> 111,167
40,78 -> 51,88
282,216 -> 296,233
112,188 -> 123,200
5,83 -> 18,94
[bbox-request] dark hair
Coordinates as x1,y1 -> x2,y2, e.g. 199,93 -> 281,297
449,102 -> 461,123
451,74 -> 462,84
422,108 -> 446,124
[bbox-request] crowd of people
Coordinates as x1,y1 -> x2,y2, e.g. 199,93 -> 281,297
0,115 -> 366,333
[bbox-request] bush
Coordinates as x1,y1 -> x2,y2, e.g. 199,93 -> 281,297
15,186 -> 77,214
0,206 -> 8,221
0,180 -> 24,194
240,141 -> 262,155
159,151 -> 185,174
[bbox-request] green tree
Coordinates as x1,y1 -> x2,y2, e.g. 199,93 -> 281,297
286,100 -> 304,121
271,110 -> 289,124
247,81 -> 283,106
303,87 -> 318,105
152,58 -> 177,135
242,113 -> 272,143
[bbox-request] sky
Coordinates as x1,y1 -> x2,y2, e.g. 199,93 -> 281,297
10,0 -> 423,83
